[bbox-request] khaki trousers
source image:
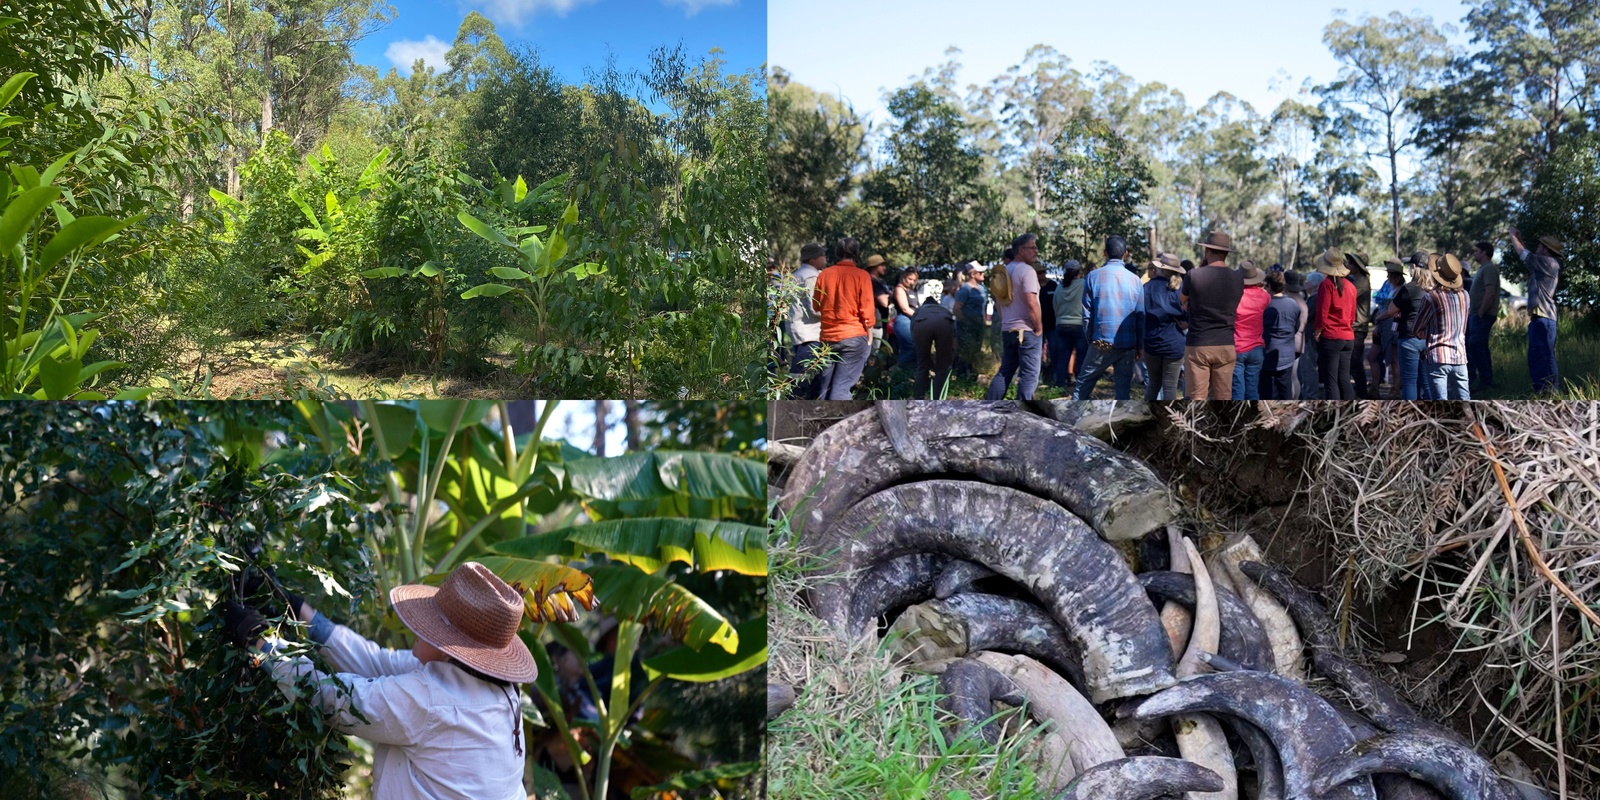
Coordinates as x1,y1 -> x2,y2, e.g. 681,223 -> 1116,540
1185,344 -> 1238,400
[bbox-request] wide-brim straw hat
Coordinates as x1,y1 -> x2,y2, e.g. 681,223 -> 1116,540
1193,230 -> 1233,254
391,561 -> 538,683
1431,253 -> 1465,290
1384,257 -> 1406,273
1152,252 -> 1185,275
1315,247 -> 1349,278
1538,235 -> 1564,259
1240,261 -> 1265,285
1345,250 -> 1369,270
864,254 -> 888,269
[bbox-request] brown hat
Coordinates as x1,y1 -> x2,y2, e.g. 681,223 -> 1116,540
1315,247 -> 1349,278
391,561 -> 540,683
1151,252 -> 1185,275
1384,257 -> 1406,273
1194,230 -> 1233,254
1345,250 -> 1369,270
799,242 -> 825,262
1538,235 -> 1564,259
864,254 -> 888,269
1431,253 -> 1464,290
1240,261 -> 1265,285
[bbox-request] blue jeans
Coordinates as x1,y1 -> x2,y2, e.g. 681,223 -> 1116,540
985,329 -> 1042,400
1529,315 -> 1558,393
1465,314 -> 1494,388
789,340 -> 824,400
1398,337 -> 1426,400
818,335 -> 870,400
1426,359 -> 1470,400
1231,347 -> 1264,400
1074,343 -> 1136,400
893,314 -> 915,367
1049,325 -> 1084,387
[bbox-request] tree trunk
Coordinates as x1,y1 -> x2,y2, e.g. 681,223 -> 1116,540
592,400 -> 609,457
622,401 -> 641,452
1387,115 -> 1400,255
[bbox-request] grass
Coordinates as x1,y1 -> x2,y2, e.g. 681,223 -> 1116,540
768,513 -> 1055,800
1478,311 -> 1600,400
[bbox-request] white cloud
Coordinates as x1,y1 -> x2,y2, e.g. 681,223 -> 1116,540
663,0 -> 737,15
385,36 -> 451,75
467,0 -> 599,29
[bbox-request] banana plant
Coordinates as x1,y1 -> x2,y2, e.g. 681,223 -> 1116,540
290,400 -> 766,800
458,179 -> 607,349
1,72 -> 147,399
292,145 -> 389,272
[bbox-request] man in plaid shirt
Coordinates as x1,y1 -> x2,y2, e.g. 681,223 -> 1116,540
1412,253 -> 1471,400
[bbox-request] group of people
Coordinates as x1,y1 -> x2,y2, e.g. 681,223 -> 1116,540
780,227 -> 1564,401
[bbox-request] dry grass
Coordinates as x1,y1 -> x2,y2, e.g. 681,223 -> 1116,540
1170,401 -> 1600,795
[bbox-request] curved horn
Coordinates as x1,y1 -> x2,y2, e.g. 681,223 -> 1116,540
780,401 -> 1176,546
824,480 -> 1176,701
1138,571 -> 1275,672
1223,718 -> 1285,800
1171,539 -> 1238,800
1126,671 -> 1375,800
1159,526 -> 1194,656
767,683 -> 796,720
928,593 -> 1086,689
933,559 -> 997,599
974,652 -> 1123,780
1310,732 -> 1522,800
1210,536 -> 1305,681
1054,757 -> 1224,800
937,656 -> 1024,745
846,553 -> 950,640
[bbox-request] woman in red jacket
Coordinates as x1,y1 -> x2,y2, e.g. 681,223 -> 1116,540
1311,247 -> 1357,400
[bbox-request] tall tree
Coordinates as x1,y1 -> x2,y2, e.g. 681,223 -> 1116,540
973,46 -> 1091,224
1321,12 -> 1450,254
1464,0 -> 1600,163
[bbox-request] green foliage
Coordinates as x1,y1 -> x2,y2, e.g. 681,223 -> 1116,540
1043,117 -> 1154,263
1514,133 -> 1600,307
0,402 -> 388,799
766,67 -> 867,264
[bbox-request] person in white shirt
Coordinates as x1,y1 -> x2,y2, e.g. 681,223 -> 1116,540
223,561 -> 541,800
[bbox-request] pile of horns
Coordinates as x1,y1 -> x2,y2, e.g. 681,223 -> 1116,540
771,401 -> 1548,800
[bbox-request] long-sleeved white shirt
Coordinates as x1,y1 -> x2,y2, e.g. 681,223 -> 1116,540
266,624 -> 525,800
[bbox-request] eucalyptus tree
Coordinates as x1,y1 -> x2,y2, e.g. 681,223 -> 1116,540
1464,0 -> 1600,163
1320,11 -> 1451,254
766,68 -> 867,262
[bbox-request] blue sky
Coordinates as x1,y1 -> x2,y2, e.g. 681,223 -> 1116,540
357,0 -> 766,83
769,0 -> 1473,126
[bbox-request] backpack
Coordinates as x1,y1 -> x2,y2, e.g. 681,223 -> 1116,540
988,264 -> 1013,306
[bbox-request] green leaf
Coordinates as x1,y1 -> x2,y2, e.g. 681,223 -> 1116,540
547,231 -> 568,264
518,235 -> 545,266
360,267 -> 405,278
40,149 -> 77,186
37,215 -> 141,273
561,201 -> 578,226
489,266 -> 531,281
366,402 -> 418,457
557,518 -> 766,575
458,211 -> 515,249
564,451 -> 764,501
112,387 -> 154,400
0,185 -> 62,257
38,353 -> 81,400
358,146 -> 390,186
491,530 -> 583,561
627,761 -> 762,798
468,556 -> 597,623
642,615 -> 766,683
416,261 -> 443,277
588,564 -> 737,653
418,399 -> 491,432
566,262 -> 606,279
513,175 -> 528,203
0,73 -> 36,112
461,283 -> 515,298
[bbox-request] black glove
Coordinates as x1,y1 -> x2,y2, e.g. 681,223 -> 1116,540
221,600 -> 269,648
237,565 -> 306,621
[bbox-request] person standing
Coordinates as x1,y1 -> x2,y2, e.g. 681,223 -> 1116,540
811,237 -> 875,400
953,262 -> 989,378
940,277 -> 960,311
865,254 -> 893,351
1231,261 -> 1271,400
1180,231 -> 1244,399
984,234 -> 1044,400
1370,259 -> 1405,396
1311,247 -> 1357,400
1344,251 -> 1375,398
1073,236 -> 1144,400
1260,269 -> 1302,399
1510,228 -> 1562,394
1036,263 -> 1058,380
785,243 -> 827,399
1464,241 -> 1500,393
892,268 -> 920,367
1377,257 -> 1431,400
1283,270 -> 1311,399
1414,253 -> 1471,400
1050,260 -> 1085,388
910,296 -> 956,398
1141,253 -> 1188,400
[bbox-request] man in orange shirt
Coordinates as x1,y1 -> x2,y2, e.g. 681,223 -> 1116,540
812,237 -> 876,399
